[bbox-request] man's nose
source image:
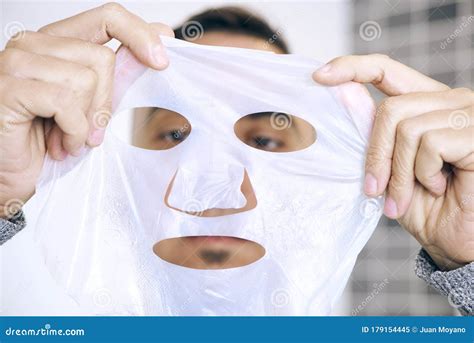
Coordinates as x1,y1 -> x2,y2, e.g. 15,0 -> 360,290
164,165 -> 257,217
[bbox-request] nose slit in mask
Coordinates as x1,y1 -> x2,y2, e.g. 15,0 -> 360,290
164,167 -> 257,217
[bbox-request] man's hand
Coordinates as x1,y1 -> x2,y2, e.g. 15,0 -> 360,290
313,54 -> 474,271
0,3 -> 173,218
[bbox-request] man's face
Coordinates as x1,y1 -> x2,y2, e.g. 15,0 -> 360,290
131,32 -> 316,270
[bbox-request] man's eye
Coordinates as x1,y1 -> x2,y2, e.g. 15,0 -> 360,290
250,136 -> 283,151
159,129 -> 188,142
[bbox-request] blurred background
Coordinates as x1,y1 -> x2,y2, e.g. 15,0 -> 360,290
348,0 -> 472,316
1,0 -> 472,315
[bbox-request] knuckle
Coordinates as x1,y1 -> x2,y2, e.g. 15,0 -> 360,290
378,97 -> 398,116
0,77 -> 15,106
102,2 -> 126,17
450,87 -> 471,96
97,46 -> 116,68
5,30 -> 33,47
450,87 -> 474,102
0,48 -> 30,74
389,174 -> 406,193
0,48 -> 18,68
70,68 -> 98,93
366,146 -> 387,170
38,23 -> 55,35
420,131 -> 438,152
415,169 -> 439,191
53,88 -> 87,123
392,152 -> 412,183
397,119 -> 418,142
52,86 -> 74,110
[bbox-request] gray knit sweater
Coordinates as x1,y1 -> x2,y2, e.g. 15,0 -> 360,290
1,211 -> 472,315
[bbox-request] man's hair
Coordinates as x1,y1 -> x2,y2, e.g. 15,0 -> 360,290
174,6 -> 290,53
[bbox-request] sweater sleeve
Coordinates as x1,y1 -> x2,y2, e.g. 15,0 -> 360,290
0,210 -> 26,245
415,248 -> 473,316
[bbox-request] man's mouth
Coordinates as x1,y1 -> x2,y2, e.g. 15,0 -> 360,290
153,236 -> 265,269
198,249 -> 231,265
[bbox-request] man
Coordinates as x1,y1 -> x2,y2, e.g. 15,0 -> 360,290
0,3 -> 472,315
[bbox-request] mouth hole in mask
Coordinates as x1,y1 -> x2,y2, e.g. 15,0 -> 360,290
153,236 -> 265,270
234,112 -> 316,153
110,107 -> 191,150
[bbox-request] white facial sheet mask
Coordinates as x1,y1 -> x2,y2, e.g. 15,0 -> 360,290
29,36 -> 383,315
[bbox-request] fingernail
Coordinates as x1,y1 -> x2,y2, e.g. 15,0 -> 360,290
316,64 -> 332,74
364,173 -> 378,195
384,196 -> 398,218
88,129 -> 105,146
151,44 -> 168,69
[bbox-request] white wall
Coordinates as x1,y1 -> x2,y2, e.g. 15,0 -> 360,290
1,0 -> 351,62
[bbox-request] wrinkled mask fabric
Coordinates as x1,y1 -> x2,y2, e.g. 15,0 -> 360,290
29,36 -> 383,315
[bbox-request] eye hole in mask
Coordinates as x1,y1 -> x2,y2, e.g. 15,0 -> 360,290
153,236 -> 266,270
234,112 -> 317,153
129,107 -> 192,150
